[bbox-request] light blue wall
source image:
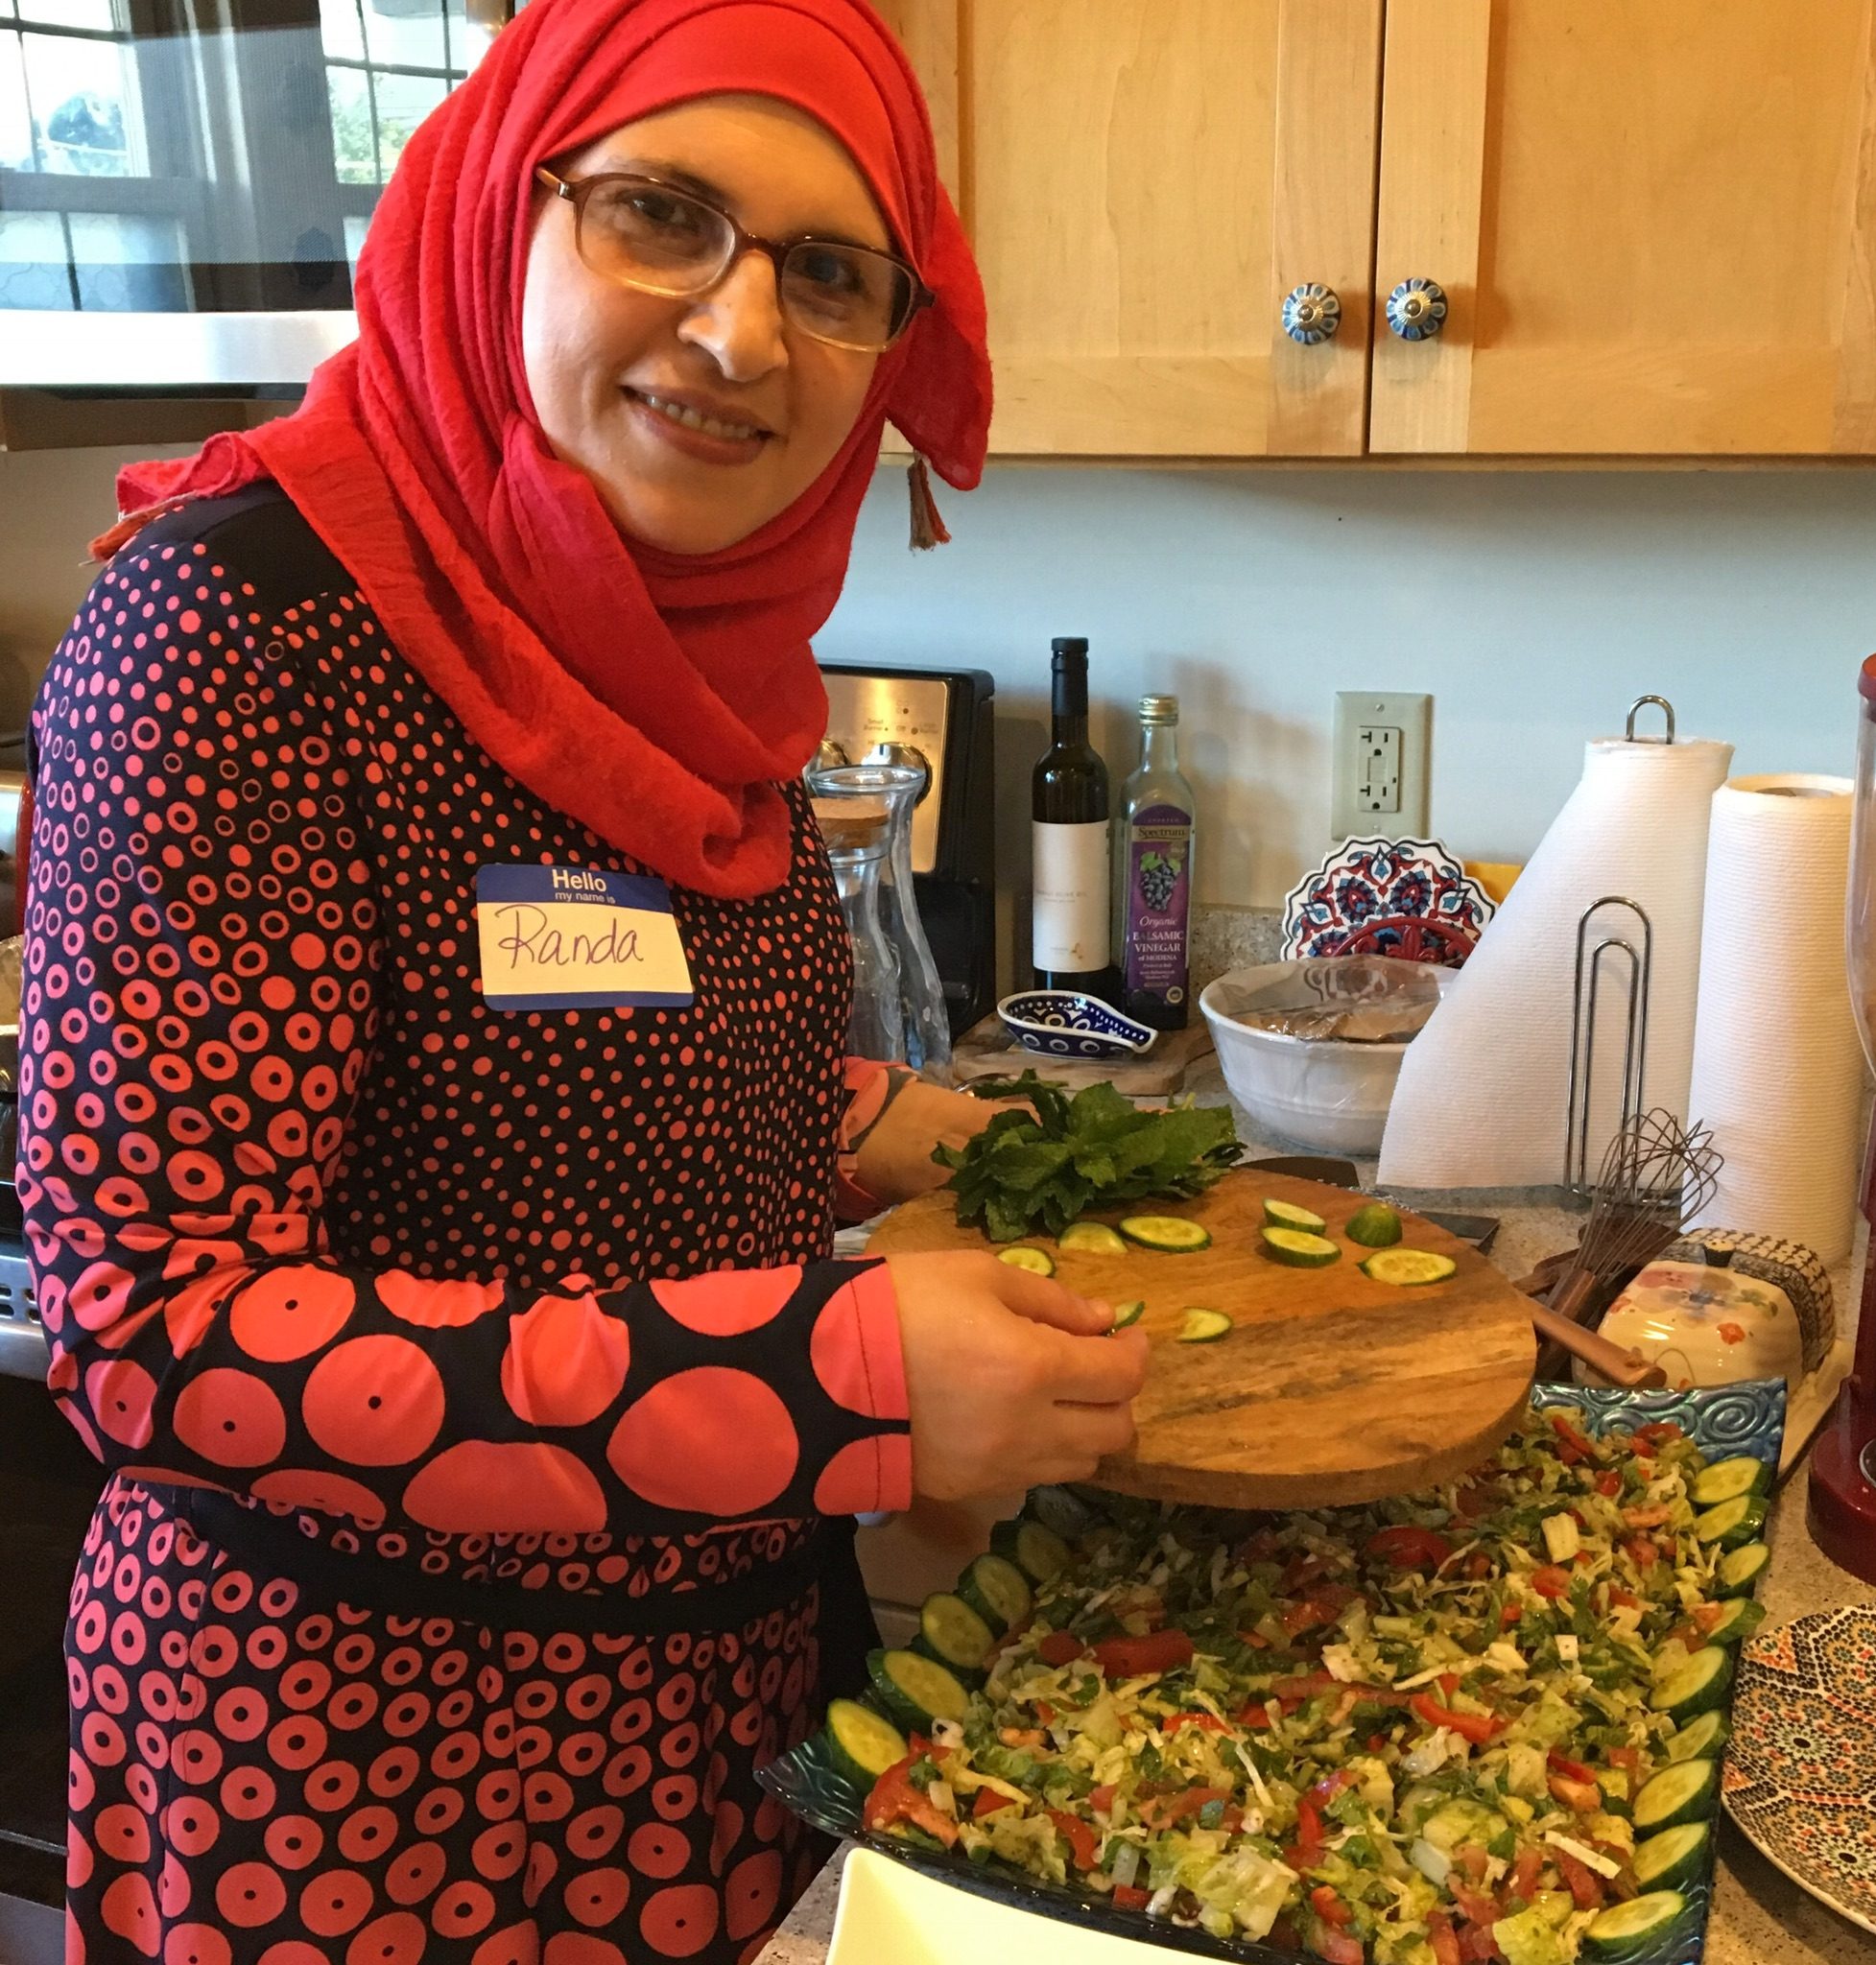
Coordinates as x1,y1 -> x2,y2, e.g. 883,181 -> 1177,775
819,464 -> 1876,912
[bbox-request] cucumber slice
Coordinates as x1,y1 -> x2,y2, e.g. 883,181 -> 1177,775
1263,1197 -> 1327,1235
1344,1202 -> 1404,1248
1118,1215 -> 1213,1253
1175,1308 -> 1233,1343
1664,1709 -> 1731,1764
958,1553 -> 1033,1637
1702,1596 -> 1766,1647
1583,1891 -> 1692,1959
1715,1540 -> 1771,1598
866,1648 -> 972,1732
1649,1645 -> 1733,1721
1360,1248 -> 1459,1287
1631,1759 -> 1720,1834
1691,1456 -> 1771,1507
997,1245 -> 1057,1277
1261,1225 -> 1341,1268
991,1519 -> 1073,1586
822,1698 -> 908,1787
1058,1222 -> 1128,1257
1630,1822 -> 1711,1895
915,1593 -> 995,1678
1694,1494 -> 1769,1549
1110,1299 -> 1146,1331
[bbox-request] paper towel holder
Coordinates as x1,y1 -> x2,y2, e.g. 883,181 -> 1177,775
1566,894 -> 1655,1198
1626,696 -> 1677,745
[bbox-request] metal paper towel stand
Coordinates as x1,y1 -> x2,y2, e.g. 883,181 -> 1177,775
1562,697 -> 1674,1197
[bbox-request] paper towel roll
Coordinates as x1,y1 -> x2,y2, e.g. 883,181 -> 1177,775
1685,774 -> 1863,1263
1379,734 -> 1733,1189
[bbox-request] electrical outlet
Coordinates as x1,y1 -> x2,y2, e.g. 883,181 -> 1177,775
1332,692 -> 1432,840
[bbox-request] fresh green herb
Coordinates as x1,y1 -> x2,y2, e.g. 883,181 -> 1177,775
937,1072 -> 1239,1242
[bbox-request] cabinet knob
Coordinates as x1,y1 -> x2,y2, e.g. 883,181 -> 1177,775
1386,277 -> 1448,341
1281,283 -> 1342,345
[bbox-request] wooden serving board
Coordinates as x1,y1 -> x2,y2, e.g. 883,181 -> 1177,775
867,1170 -> 1537,1509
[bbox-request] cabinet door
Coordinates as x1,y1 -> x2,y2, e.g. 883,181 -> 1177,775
886,0 -> 1383,458
1371,0 -> 1876,455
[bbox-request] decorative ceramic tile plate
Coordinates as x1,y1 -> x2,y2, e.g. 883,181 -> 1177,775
765,1379 -> 1788,1965
1280,836 -> 1496,964
997,991 -> 1159,1060
1725,1602 -> 1876,1935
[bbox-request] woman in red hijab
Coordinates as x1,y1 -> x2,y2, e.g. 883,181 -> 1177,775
21,3 -> 1150,1959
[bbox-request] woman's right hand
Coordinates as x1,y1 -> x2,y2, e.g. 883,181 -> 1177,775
887,1251 -> 1152,1501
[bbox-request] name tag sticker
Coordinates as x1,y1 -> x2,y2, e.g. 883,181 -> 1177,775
475,864 -> 695,1010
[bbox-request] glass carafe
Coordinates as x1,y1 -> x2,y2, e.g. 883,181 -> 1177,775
809,761 -> 953,1081
817,805 -> 906,1066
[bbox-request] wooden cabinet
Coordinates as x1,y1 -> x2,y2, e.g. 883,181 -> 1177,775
1370,0 -> 1876,455
879,0 -> 1383,458
885,0 -> 1876,459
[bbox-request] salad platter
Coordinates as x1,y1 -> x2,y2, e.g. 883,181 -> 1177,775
764,1381 -> 1787,1965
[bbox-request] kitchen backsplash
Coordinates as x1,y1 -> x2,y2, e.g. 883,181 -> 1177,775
1,446 -> 1869,981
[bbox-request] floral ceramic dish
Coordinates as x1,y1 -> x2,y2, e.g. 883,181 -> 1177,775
1725,1604 -> 1876,1936
1281,836 -> 1497,965
997,991 -> 1159,1061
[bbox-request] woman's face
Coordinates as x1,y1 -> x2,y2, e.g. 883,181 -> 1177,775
521,95 -> 889,556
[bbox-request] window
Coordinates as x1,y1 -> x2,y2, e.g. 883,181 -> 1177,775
0,0 -> 493,312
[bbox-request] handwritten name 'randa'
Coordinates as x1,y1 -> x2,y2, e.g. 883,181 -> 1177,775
490,903 -> 643,970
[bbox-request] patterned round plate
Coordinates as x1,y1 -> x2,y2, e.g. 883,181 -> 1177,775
1280,835 -> 1495,963
1726,1604 -> 1876,1935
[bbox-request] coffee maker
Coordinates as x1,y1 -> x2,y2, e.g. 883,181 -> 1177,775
817,664 -> 996,1038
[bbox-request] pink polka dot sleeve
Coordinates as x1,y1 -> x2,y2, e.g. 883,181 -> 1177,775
19,542 -> 914,1533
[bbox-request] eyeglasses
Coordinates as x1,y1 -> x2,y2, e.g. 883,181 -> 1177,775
534,167 -> 934,354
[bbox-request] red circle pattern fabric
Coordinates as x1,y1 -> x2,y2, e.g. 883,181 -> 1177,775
96,0 -> 991,903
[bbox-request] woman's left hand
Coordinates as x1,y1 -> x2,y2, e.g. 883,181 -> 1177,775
852,1075 -> 1019,1208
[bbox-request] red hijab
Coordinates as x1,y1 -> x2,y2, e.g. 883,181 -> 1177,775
95,0 -> 990,900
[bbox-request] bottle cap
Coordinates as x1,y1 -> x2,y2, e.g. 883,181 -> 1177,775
1140,693 -> 1179,723
1051,637 -> 1090,662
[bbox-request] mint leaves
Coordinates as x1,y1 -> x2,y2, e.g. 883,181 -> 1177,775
937,1072 -> 1239,1243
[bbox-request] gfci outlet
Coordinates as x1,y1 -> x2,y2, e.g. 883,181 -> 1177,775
1331,692 -> 1433,840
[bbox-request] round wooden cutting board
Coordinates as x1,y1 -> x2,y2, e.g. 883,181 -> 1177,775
867,1170 -> 1537,1509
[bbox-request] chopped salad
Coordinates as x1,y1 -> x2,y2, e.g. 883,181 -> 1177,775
838,1409 -> 1771,1965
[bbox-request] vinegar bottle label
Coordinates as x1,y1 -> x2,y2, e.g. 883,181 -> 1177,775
1122,803 -> 1192,1009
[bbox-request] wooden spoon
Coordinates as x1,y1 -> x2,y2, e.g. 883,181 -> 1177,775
1514,1260 -> 1667,1391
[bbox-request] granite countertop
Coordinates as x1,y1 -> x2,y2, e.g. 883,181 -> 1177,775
773,1084 -> 1876,1963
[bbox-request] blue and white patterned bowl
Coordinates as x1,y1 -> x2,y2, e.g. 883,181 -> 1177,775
996,991 -> 1158,1060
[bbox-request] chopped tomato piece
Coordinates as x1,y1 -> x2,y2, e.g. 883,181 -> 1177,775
1237,1703 -> 1274,1730
1170,1712 -> 1230,1734
1428,1910 -> 1463,1965
972,1788 -> 1013,1819
1241,1630 -> 1272,1650
1034,1701 -> 1057,1725
1459,1925 -> 1502,1963
1281,1586 -> 1360,1637
1294,1796 -> 1325,1860
1311,1885 -> 1351,1927
1608,1745 -> 1642,1781
864,1755 -> 960,1848
1310,1768 -> 1358,1806
1692,1601 -> 1728,1634
1450,1881 -> 1499,1928
1308,1926 -> 1365,1965
1548,1750 -> 1597,1786
1139,1786 -> 1231,1830
1466,1552 -> 1493,1581
1555,1844 -> 1606,1909
1550,1413 -> 1598,1463
1499,1600 -> 1523,1627
1047,1808 -> 1100,1872
1365,1525 -> 1455,1570
1088,1784 -> 1117,1813
1111,1883 -> 1150,1910
1635,1420 -> 1684,1447
1596,1470 -> 1623,1496
1237,1527 -> 1283,1565
1455,1843 -> 1490,1882
1366,1732 -> 1389,1753
1623,1503 -> 1673,1528
999,1727 -> 1044,1749
1509,1846 -> 1542,1905
1623,1537 -> 1659,1574
1034,1631 -> 1085,1667
1549,1772 -> 1602,1812
1531,1566 -> 1571,1599
1089,1629 -> 1194,1678
1411,1693 -> 1503,1744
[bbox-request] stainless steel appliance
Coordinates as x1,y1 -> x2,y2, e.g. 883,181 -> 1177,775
818,663 -> 996,1039
0,0 -> 501,411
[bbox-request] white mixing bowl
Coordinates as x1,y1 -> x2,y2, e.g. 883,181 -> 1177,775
1199,960 -> 1453,1154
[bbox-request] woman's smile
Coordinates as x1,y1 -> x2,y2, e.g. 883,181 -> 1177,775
622,382 -> 774,462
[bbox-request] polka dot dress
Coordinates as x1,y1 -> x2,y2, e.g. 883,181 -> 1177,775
22,485 -> 913,1964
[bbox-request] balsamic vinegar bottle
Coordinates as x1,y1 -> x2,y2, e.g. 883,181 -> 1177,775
1031,637 -> 1113,999
1117,693 -> 1197,1029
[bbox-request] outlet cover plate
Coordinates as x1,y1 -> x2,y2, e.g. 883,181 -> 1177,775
1331,691 -> 1432,840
